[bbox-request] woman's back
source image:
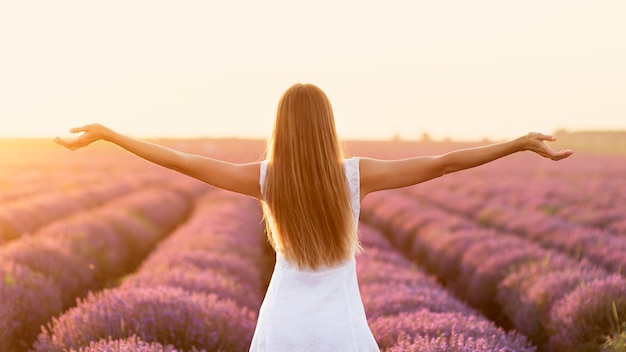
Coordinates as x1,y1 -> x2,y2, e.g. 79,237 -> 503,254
250,157 -> 380,352
261,83 -> 359,271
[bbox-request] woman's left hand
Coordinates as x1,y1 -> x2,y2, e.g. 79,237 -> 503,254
522,132 -> 573,161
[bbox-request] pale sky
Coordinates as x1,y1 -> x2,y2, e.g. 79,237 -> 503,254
1,0 -> 625,141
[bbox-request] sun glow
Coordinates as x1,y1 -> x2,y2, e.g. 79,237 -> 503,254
1,1 -> 625,141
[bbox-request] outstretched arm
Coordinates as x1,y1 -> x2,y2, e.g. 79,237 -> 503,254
55,124 -> 262,199
360,132 -> 573,199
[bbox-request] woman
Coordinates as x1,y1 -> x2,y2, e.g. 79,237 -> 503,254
55,83 -> 572,351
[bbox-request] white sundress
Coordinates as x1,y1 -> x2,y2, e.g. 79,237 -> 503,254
249,157 -> 380,352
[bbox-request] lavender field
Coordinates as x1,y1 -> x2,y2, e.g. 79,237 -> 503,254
1,138 -> 625,352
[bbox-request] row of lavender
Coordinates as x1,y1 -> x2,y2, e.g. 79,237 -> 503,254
4,182 -> 539,351
361,190 -> 626,351
403,178 -> 626,275
0,176 -> 207,351
0,170 -> 179,244
24,190 -> 535,352
31,190 -> 268,351
411,153 -> 626,237
0,168 -> 110,203
357,224 -> 535,351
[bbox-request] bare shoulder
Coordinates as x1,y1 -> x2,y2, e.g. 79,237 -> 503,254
358,157 -> 380,180
237,161 -> 263,199
222,161 -> 262,200
358,158 -> 391,197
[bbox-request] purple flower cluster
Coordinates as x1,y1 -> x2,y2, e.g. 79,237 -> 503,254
477,202 -> 626,274
547,275 -> 626,351
33,190 -> 267,352
3,142 -> 623,352
33,287 -> 255,352
431,152 -> 626,232
75,335 -> 179,352
402,158 -> 626,273
361,188 -> 626,350
0,171 -> 177,244
384,333 -> 530,352
357,224 -> 535,351
0,165 -> 117,203
0,185 -> 196,351
497,256 -> 606,344
35,187 -> 193,282
0,262 -> 63,351
121,191 -> 267,308
364,191 -> 549,316
375,311 -> 533,352
0,190 -> 83,243
0,236 -> 97,307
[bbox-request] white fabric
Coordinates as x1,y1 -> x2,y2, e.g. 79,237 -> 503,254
250,157 -> 379,352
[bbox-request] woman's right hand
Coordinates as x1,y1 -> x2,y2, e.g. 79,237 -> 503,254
54,123 -> 111,151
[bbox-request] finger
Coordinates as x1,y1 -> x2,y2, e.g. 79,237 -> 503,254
54,137 -> 72,147
538,133 -> 557,142
545,149 -> 572,161
54,136 -> 87,150
69,127 -> 85,133
554,149 -> 573,160
69,124 -> 94,133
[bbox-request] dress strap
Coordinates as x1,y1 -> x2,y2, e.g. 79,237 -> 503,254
259,160 -> 268,200
343,157 -> 361,225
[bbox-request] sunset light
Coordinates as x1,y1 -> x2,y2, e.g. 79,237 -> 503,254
1,1 -> 625,141
2,3 -> 626,350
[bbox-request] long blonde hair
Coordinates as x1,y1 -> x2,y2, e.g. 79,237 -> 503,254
262,83 -> 359,270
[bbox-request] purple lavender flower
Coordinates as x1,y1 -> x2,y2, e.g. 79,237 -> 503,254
137,250 -> 263,290
385,334 -> 536,352
122,266 -> 262,310
31,191 -> 267,351
0,178 -> 145,244
106,189 -> 189,231
584,234 -> 626,273
152,212 -> 263,261
0,236 -> 98,308
369,310 -> 535,351
37,217 -> 131,282
457,236 -> 526,294
0,210 -> 21,243
357,257 -> 430,287
99,210 -> 163,256
357,245 -> 415,268
33,287 -> 256,352
0,262 -> 63,352
516,266 -> 608,345
361,282 -> 475,319
422,228 -> 496,285
495,254 -> 595,338
356,222 -> 533,350
608,217 -> 626,236
358,225 -> 396,251
465,245 -> 549,315
547,274 -> 626,352
75,335 -> 180,352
